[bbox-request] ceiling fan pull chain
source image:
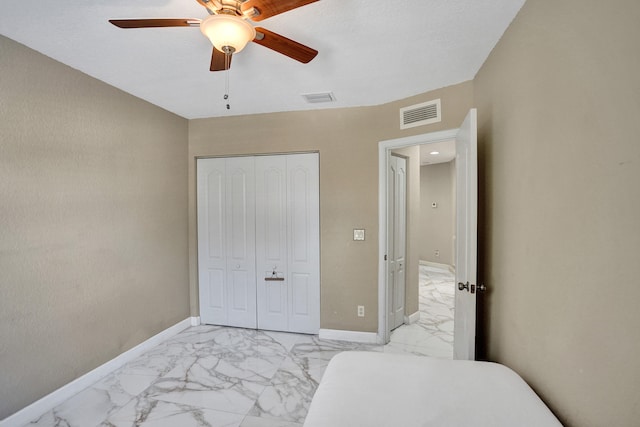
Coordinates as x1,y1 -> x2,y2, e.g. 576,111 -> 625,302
224,53 -> 231,109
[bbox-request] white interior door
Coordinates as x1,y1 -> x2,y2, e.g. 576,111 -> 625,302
453,109 -> 478,360
387,155 -> 407,330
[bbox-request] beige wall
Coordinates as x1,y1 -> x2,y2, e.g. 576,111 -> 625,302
391,146 -> 421,317
0,36 -> 190,419
419,162 -> 455,265
474,0 -> 640,425
189,81 -> 474,332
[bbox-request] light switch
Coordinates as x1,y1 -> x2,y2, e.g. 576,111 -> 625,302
353,229 -> 365,241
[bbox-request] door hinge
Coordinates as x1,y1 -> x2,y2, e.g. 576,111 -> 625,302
384,254 -> 388,261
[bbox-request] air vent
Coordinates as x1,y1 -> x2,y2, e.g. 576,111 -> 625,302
400,99 -> 441,129
302,92 -> 336,104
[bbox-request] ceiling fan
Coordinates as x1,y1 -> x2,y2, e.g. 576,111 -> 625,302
109,0 -> 319,72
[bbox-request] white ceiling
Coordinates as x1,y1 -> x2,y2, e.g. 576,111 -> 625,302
420,140 -> 456,165
0,0 -> 525,119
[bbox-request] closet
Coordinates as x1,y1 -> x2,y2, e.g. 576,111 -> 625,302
197,153 -> 320,334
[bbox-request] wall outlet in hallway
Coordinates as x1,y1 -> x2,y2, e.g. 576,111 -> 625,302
357,305 -> 365,317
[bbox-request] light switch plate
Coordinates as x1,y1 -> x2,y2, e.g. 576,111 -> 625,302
353,229 -> 365,241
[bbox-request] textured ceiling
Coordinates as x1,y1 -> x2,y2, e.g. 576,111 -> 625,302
0,0 -> 525,119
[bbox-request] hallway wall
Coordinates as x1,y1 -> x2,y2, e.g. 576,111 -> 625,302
419,162 -> 455,266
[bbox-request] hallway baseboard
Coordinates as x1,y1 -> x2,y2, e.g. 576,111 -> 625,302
0,317 -> 195,427
405,311 -> 420,324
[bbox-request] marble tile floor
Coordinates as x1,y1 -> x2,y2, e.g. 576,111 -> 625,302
387,264 -> 455,359
24,327 -> 384,427
24,265 -> 454,427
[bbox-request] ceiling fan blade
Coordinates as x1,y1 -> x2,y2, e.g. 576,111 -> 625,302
210,47 -> 232,71
253,28 -> 318,63
109,19 -> 200,29
242,0 -> 318,22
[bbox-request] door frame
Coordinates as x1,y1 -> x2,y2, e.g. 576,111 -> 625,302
378,128 -> 459,344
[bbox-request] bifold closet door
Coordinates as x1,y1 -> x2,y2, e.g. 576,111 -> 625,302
255,154 -> 320,334
197,157 -> 257,328
197,153 -> 319,334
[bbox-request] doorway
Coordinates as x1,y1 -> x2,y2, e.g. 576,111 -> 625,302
384,144 -> 457,358
378,110 -> 478,358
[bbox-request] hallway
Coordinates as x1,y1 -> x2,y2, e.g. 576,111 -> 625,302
388,264 -> 455,358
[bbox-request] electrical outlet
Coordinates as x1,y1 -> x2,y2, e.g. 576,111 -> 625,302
357,305 -> 365,317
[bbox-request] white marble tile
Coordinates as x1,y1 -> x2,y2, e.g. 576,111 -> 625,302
388,264 -> 455,358
240,416 -> 302,427
261,331 -> 309,353
22,410 -> 59,426
249,338 -> 382,423
147,360 -> 267,414
22,269 -> 454,427
24,372 -> 158,427
383,342 -> 453,359
103,398 -> 244,427
247,356 -> 317,423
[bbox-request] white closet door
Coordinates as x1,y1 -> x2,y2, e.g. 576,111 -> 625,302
286,153 -> 320,334
255,155 -> 289,331
197,157 -> 257,328
197,158 -> 228,325
225,157 -> 257,328
198,154 -> 318,333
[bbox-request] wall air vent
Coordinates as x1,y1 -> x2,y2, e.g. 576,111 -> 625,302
400,98 -> 441,129
302,92 -> 336,104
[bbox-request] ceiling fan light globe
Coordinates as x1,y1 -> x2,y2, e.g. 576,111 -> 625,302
200,14 -> 256,53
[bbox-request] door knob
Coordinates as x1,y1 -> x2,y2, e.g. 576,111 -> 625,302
477,283 -> 487,292
458,282 -> 469,291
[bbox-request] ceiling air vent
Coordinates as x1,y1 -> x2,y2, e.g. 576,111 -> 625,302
400,98 -> 441,129
302,92 -> 336,104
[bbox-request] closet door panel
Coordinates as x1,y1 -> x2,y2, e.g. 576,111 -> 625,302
197,159 -> 228,325
255,156 -> 288,331
225,157 -> 257,328
286,154 -> 320,333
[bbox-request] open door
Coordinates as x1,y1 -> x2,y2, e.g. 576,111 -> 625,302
387,154 -> 407,331
453,109 -> 478,360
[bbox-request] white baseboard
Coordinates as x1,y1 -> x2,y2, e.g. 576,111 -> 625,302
190,316 -> 201,326
419,260 -> 455,274
319,328 -> 379,344
404,311 -> 420,324
1,317 -> 194,427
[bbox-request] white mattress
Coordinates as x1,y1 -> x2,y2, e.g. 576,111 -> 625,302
303,351 -> 562,427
